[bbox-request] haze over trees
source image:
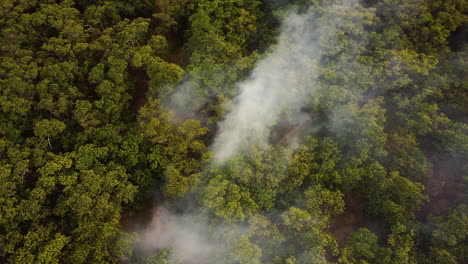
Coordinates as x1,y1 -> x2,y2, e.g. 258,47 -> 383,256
0,0 -> 466,263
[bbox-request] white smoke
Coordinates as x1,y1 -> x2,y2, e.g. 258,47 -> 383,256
138,207 -> 219,263
211,6 -> 346,163
136,1 -> 372,262
137,206 -> 250,263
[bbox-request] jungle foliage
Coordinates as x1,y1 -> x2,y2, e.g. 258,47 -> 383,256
0,0 -> 466,263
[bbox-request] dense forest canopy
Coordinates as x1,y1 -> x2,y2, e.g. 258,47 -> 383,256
0,0 -> 466,263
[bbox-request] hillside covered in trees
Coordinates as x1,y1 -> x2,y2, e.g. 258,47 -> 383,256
0,0 -> 467,263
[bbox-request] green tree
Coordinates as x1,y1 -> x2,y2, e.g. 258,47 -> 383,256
339,228 -> 391,264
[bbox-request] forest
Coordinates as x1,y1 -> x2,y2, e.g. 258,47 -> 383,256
0,0 -> 466,263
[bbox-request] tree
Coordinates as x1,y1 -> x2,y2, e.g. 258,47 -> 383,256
138,99 -> 207,198
200,173 -> 258,222
281,207 -> 338,261
339,228 -> 391,264
34,119 -> 66,150
368,172 -> 426,226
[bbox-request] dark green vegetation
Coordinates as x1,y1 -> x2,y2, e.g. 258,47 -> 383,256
0,0 -> 467,263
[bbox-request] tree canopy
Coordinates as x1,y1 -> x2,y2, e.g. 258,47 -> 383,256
0,0 -> 466,263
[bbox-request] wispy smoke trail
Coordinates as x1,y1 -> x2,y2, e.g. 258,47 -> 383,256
137,206 -> 248,263
136,1 -> 372,262
211,7 -> 344,163
138,207 -> 219,263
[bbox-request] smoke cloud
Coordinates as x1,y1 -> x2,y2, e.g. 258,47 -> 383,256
211,6 -> 347,163
137,207 -> 218,263
136,206 -> 251,263
136,1 -> 373,262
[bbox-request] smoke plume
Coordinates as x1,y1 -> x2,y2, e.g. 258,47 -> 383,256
136,1 -> 372,262
137,207 -> 218,263
136,206 -> 252,263
211,6 -> 345,163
